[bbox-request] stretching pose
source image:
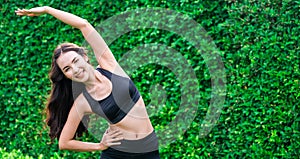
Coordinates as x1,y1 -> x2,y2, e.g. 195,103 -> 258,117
16,6 -> 160,159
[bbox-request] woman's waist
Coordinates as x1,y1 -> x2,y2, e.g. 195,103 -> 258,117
108,130 -> 159,153
121,130 -> 154,140
109,120 -> 153,140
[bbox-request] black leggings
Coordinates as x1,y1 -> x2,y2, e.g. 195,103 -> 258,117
100,148 -> 160,159
100,131 -> 160,159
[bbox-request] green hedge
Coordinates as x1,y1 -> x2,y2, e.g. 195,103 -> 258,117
1,0 -> 299,158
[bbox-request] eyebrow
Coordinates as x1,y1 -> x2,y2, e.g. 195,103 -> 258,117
63,57 -> 77,71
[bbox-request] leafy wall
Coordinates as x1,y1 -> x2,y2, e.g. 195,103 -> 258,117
1,0 -> 299,158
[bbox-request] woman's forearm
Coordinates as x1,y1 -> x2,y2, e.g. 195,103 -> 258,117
45,6 -> 88,29
59,139 -> 105,152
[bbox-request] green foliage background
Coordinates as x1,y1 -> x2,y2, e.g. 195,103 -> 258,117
1,0 -> 299,158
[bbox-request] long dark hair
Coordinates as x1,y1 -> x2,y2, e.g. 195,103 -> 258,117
46,43 -> 89,141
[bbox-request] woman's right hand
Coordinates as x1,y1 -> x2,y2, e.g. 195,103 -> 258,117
15,7 -> 48,17
100,129 -> 124,150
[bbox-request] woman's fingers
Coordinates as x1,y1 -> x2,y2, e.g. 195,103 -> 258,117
113,132 -> 123,139
15,9 -> 30,16
108,142 -> 121,146
107,129 -> 122,135
109,130 -> 123,136
15,9 -> 24,15
106,137 -> 123,146
15,8 -> 44,16
107,130 -> 124,140
107,137 -> 123,143
101,129 -> 124,147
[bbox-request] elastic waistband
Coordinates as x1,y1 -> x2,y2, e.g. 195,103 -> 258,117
110,130 -> 159,153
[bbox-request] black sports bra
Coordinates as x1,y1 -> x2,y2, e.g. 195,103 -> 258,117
82,68 -> 140,124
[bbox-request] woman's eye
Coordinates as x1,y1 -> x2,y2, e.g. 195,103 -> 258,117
75,59 -> 79,63
65,68 -> 70,72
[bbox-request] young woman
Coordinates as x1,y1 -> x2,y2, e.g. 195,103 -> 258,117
16,6 -> 160,159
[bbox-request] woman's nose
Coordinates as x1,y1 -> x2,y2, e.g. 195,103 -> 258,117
73,65 -> 79,73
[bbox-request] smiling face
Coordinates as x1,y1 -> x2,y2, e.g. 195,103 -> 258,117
56,51 -> 90,83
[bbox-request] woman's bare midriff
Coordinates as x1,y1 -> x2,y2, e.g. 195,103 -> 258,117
108,97 -> 154,140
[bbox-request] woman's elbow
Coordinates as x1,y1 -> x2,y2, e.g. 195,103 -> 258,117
58,140 -> 68,150
79,20 -> 94,35
79,19 -> 90,29
81,19 -> 89,26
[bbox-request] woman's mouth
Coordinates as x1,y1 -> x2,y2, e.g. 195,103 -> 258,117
75,70 -> 83,78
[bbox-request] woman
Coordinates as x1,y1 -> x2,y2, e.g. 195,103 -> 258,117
15,6 -> 160,159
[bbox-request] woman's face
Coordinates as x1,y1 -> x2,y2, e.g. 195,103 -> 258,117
56,51 -> 90,83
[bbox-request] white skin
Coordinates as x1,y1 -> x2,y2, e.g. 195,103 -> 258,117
16,7 -> 154,152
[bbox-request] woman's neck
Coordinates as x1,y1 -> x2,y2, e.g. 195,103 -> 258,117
83,67 -> 102,91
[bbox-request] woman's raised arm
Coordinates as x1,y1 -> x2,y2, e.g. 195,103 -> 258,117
16,6 -> 127,76
16,7 -> 89,31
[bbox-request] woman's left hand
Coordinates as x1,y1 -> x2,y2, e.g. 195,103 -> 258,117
15,7 -> 48,17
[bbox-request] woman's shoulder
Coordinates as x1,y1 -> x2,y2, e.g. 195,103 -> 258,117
96,65 -> 130,79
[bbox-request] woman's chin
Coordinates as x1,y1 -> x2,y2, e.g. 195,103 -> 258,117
72,75 -> 88,83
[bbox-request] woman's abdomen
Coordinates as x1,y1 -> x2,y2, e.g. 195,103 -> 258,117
110,98 -> 154,140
